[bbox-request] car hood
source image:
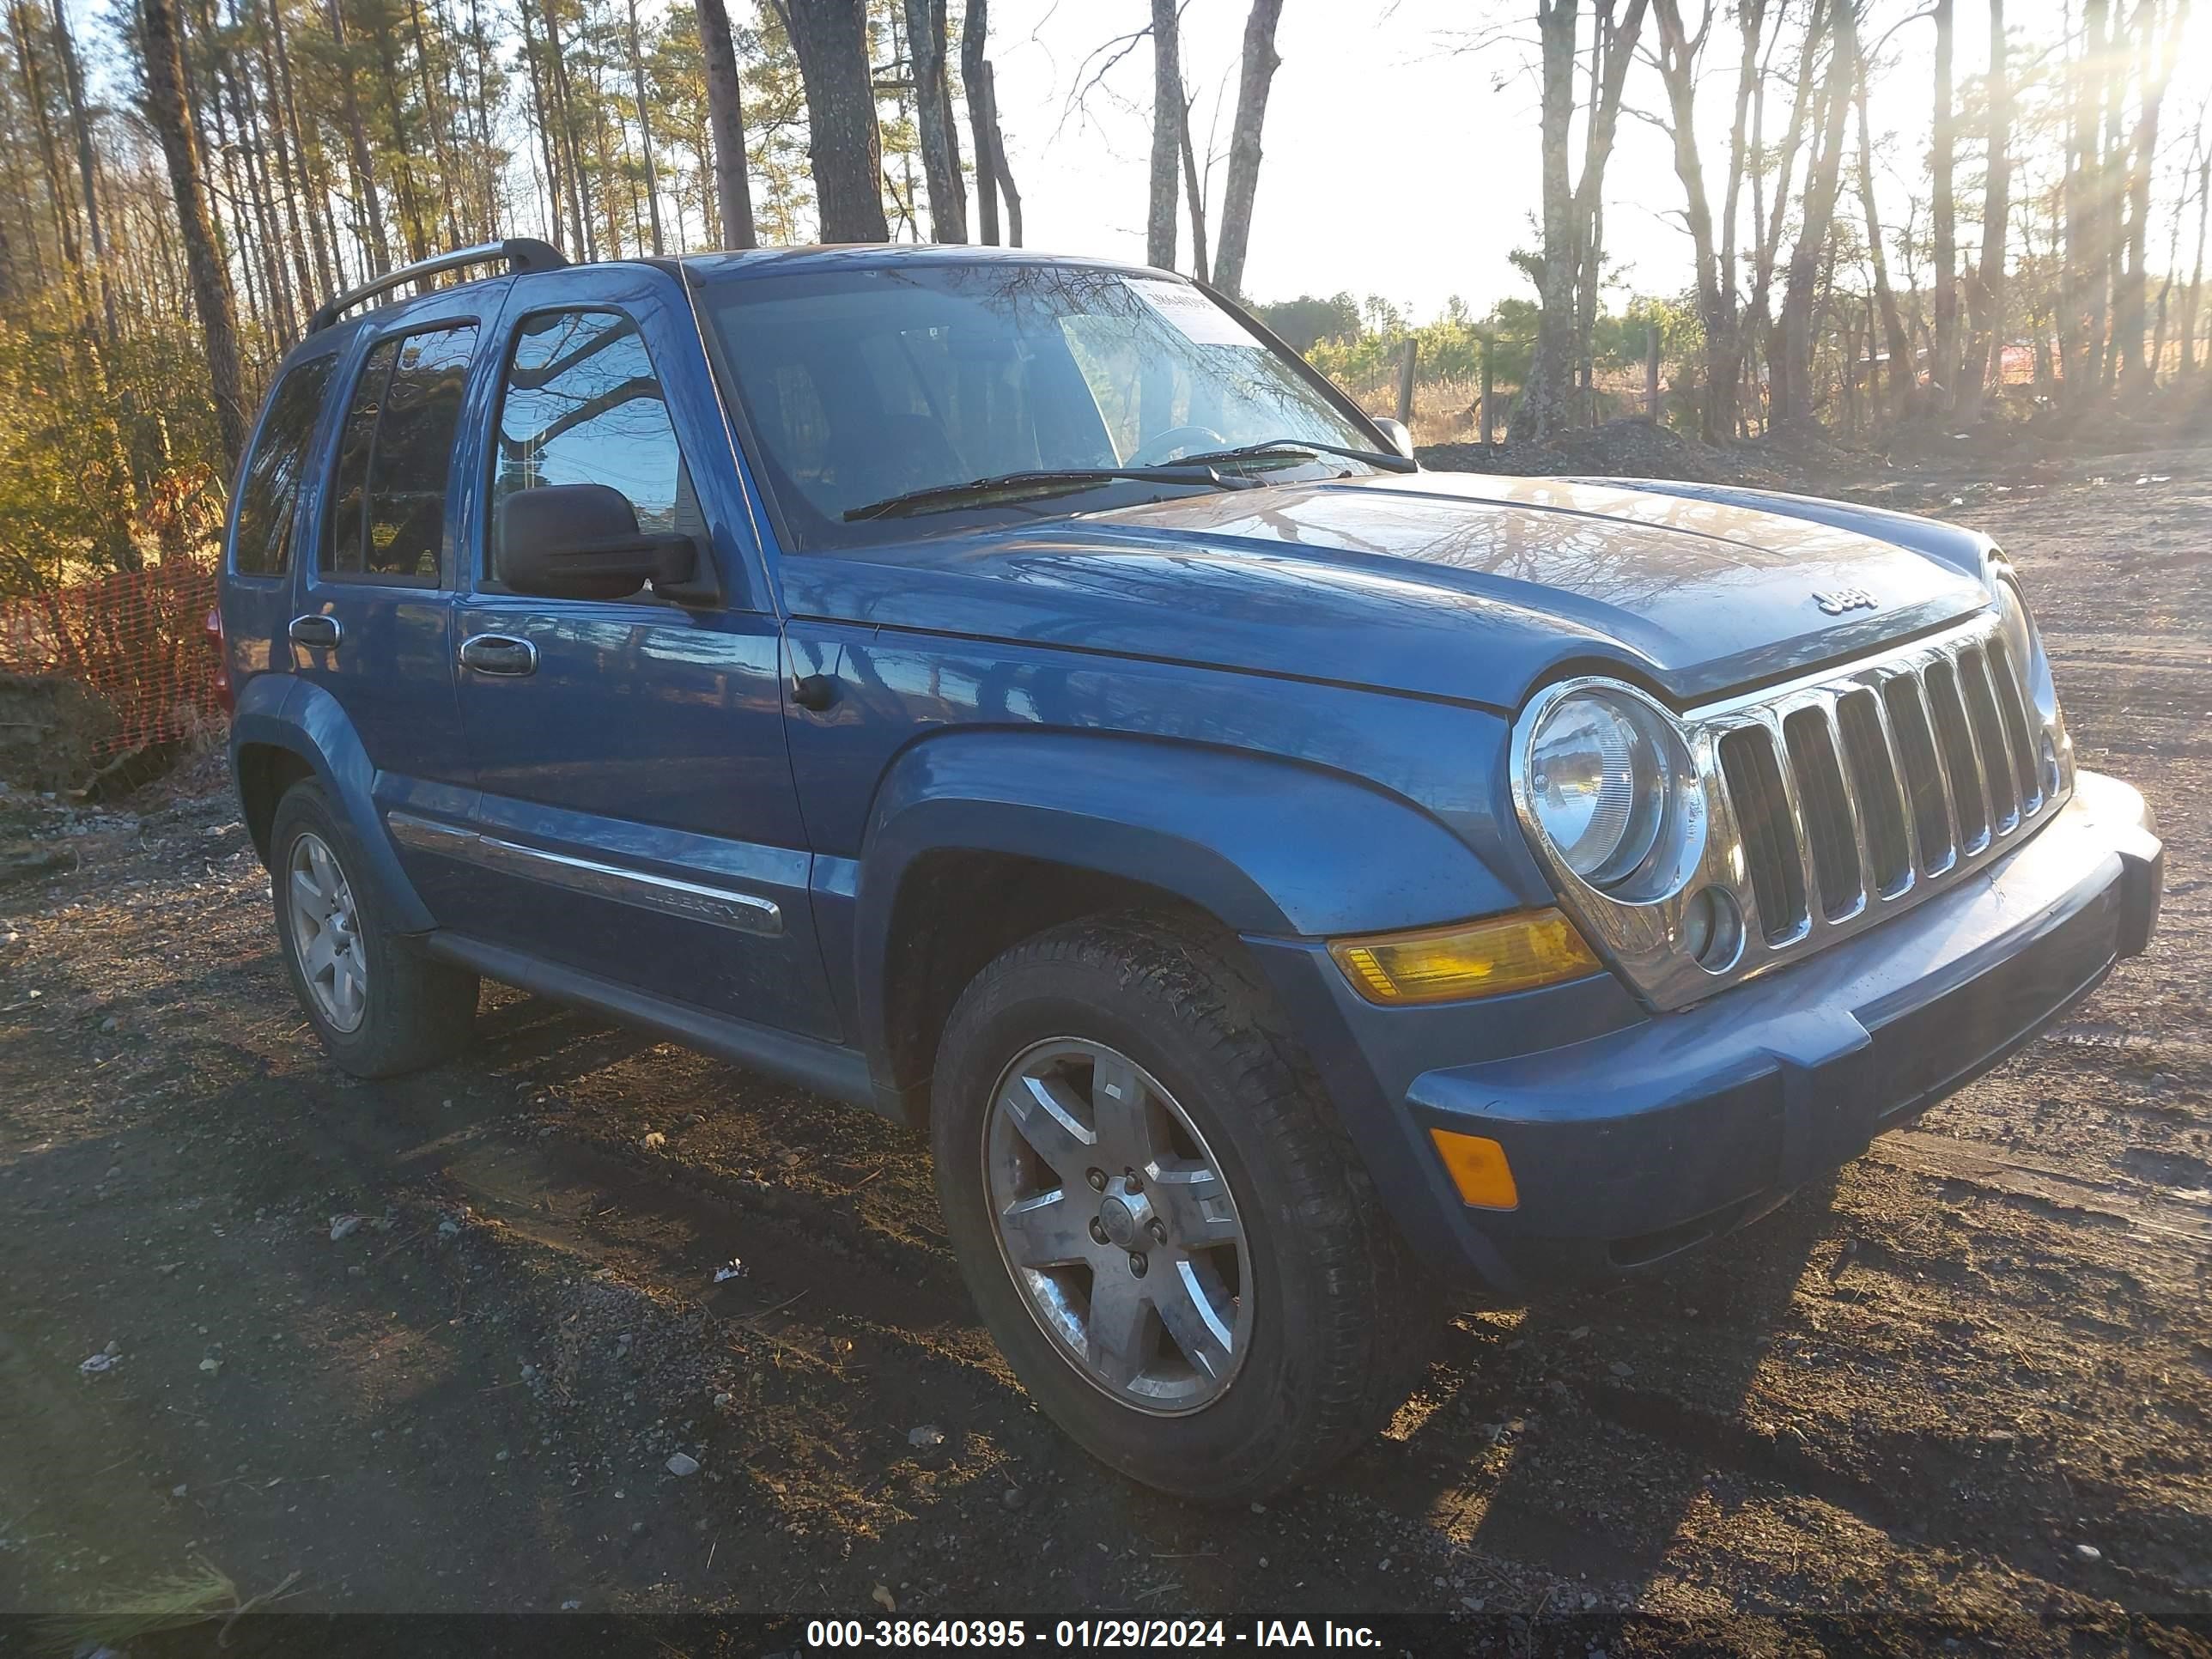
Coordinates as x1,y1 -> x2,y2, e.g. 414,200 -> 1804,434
777,471 -> 1994,709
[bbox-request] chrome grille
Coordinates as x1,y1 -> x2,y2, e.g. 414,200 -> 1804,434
1708,619 -> 2057,956
1511,611 -> 2074,1012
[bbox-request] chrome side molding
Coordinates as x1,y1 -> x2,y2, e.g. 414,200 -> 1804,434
385,811 -> 783,937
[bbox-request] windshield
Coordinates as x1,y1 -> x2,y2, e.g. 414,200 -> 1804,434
696,260 -> 1385,550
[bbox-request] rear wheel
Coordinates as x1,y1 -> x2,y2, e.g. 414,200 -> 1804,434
931,914 -> 1437,1502
270,781 -> 478,1078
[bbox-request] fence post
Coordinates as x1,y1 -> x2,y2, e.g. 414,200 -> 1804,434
1480,337 -> 1495,448
1395,337 -> 1418,430
1645,325 -> 1662,422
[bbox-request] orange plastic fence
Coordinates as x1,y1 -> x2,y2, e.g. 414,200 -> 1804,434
0,556 -> 222,765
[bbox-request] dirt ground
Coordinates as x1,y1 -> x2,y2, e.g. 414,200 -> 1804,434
2,428 -> 2209,1656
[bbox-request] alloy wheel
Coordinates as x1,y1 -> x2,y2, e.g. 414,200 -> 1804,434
286,830 -> 368,1033
982,1038 -> 1251,1414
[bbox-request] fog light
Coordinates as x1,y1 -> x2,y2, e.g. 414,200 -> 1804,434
1429,1127 -> 1519,1210
1680,885 -> 1743,973
1329,909 -> 1602,1005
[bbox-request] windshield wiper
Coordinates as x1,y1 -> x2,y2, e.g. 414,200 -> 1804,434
843,465 -> 1245,522
1170,436 -> 1419,474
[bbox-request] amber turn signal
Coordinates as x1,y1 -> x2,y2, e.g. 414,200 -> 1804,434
1428,1127 -> 1519,1210
1328,908 -> 1601,1005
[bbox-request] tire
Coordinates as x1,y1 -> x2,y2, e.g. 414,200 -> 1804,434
269,780 -> 478,1079
931,913 -> 1438,1502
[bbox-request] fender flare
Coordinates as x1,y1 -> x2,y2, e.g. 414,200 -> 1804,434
849,727 -> 1522,1083
228,675 -> 436,933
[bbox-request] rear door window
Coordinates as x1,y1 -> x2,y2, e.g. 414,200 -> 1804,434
232,356 -> 332,577
325,323 -> 479,585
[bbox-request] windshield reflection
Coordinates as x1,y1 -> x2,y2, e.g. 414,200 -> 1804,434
697,259 -> 1380,549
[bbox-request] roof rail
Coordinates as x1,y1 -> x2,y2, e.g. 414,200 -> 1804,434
306,238 -> 568,335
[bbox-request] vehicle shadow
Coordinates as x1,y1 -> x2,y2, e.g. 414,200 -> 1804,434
1333,1182 -> 1850,1605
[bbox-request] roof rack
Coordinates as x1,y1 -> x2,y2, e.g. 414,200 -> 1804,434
306,238 -> 568,335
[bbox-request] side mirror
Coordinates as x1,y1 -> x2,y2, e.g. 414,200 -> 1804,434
1370,416 -> 1418,462
496,483 -> 716,604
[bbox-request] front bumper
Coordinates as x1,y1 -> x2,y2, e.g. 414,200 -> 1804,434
1249,770 -> 2162,1291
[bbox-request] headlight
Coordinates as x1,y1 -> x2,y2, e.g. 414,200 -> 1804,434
1525,690 -> 1676,886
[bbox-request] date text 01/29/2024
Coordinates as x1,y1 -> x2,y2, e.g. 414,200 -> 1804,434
802,1620 -> 1384,1649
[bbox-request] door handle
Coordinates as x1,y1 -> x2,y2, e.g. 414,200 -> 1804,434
459,633 -> 538,676
289,614 -> 341,649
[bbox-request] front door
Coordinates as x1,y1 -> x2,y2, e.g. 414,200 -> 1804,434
445,268 -> 838,1042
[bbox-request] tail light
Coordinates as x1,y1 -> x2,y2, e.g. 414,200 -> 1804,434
204,605 -> 234,714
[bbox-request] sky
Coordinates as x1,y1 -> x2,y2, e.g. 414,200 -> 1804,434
984,0 -> 2212,318
62,0 -> 2212,323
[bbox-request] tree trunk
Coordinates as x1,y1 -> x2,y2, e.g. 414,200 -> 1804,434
774,0 -> 888,242
1176,79 -> 1208,283
212,24 -> 296,338
1773,0 -> 1853,428
2062,0 -> 2109,406
2116,0 -> 2186,397
1516,0 -> 1581,439
1650,0 -> 1750,444
1518,0 -> 1644,439
903,0 -> 965,240
516,0 -> 567,255
140,0 -> 247,471
963,0 -> 998,243
328,0 -> 392,276
1744,0 -> 1825,392
1210,0 -> 1283,298
981,59 -> 1021,245
40,0 -> 137,562
404,0 -> 466,248
366,8 -> 432,264
1957,0 -> 2011,422
625,0 -> 666,254
543,0 -> 598,259
246,0 -> 320,323
14,3 -> 82,269
1930,0 -> 1958,406
696,0 -> 756,248
47,0 -> 121,346
2181,138 -> 2208,375
264,0 -> 338,296
1147,0 -> 1180,268
1706,0 -> 1763,437
1851,52 -> 1914,414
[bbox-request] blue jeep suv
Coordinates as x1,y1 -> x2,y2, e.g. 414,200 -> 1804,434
216,240 -> 2162,1501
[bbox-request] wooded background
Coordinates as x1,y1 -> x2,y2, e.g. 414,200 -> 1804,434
0,0 -> 2206,603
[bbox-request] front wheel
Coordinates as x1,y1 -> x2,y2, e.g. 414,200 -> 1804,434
931,915 -> 1437,1502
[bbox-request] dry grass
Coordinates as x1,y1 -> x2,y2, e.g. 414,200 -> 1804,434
39,1561 -> 301,1653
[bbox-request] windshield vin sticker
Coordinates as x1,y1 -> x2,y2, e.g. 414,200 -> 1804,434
1130,277 -> 1262,348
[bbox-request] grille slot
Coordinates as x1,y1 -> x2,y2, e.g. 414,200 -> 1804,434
1836,689 -> 1911,895
1718,726 -> 1808,943
1985,635 -> 2042,811
1958,646 -> 2021,831
1782,707 -> 1863,919
1881,674 -> 1954,873
1923,659 -> 1990,852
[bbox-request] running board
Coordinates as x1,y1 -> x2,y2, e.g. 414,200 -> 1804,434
422,933 -> 883,1117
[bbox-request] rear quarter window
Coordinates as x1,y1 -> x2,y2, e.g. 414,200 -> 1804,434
232,356 -> 334,577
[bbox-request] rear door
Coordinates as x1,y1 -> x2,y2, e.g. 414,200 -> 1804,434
220,347 -> 340,703
443,264 -> 838,1041
291,291 -> 505,918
